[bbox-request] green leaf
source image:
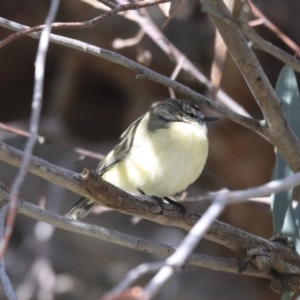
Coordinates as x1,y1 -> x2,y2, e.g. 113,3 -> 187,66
295,237 -> 300,253
275,65 -> 300,131
271,153 -> 292,233
281,205 -> 298,238
272,65 -> 300,234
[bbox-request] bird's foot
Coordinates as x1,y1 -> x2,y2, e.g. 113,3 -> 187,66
164,197 -> 186,215
138,188 -> 165,213
138,189 -> 186,215
152,196 -> 165,213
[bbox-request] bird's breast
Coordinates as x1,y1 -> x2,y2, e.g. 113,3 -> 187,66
103,120 -> 208,197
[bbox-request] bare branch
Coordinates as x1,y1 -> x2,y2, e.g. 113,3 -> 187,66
248,0 -> 300,54
0,141 -> 260,253
0,0 -> 252,120
0,182 -> 270,280
2,1 -> 300,295
0,122 -> 104,161
242,26 -> 300,73
1,141 -> 300,278
210,0 -> 234,100
237,1 -> 300,73
200,0 -> 300,172
0,204 -> 18,300
0,122 -> 45,144
101,263 -> 166,299
0,0 -> 172,49
0,17 -> 262,133
168,56 -> 185,98
106,197 -> 226,299
204,1 -> 300,74
0,0 -> 60,259
143,197 -> 226,299
114,0 -> 252,118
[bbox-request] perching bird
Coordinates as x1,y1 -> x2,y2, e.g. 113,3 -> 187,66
68,98 -> 217,220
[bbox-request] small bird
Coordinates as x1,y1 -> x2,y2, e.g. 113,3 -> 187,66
68,98 -> 217,220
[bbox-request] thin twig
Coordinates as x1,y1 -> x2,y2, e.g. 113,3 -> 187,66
0,0 -> 253,120
237,2 -> 300,73
168,56 -> 185,98
0,0 -> 172,49
0,122 -> 45,144
0,204 -> 18,300
114,0 -> 252,118
104,262 -> 166,298
203,1 -> 300,73
242,26 -> 300,73
200,0 -> 300,172
2,140 -> 300,262
210,0 -> 234,100
143,197 -> 226,299
0,0 -> 60,259
217,176 -> 300,205
0,183 -> 270,279
1,141 -> 300,285
248,0 -> 300,54
0,17 -> 262,133
0,122 -> 104,161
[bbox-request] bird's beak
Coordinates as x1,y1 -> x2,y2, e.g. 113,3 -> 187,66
203,116 -> 219,122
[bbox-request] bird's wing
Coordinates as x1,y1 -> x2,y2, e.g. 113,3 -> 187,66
96,114 -> 145,175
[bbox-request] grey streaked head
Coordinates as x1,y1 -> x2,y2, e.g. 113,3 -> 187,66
148,99 -> 218,131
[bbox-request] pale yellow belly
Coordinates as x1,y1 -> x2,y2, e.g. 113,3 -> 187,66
102,122 -> 208,197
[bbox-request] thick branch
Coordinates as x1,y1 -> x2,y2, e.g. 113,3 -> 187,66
1,141 -> 300,278
200,0 -> 300,172
0,17 -> 262,134
0,182 -> 271,279
81,0 -> 254,118
242,26 -> 300,73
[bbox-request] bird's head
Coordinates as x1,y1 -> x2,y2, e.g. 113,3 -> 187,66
148,99 -> 218,131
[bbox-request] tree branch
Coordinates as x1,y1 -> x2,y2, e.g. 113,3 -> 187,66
248,0 -> 300,54
0,0 -> 252,120
0,17 -> 262,134
1,141 -> 300,280
0,182 -> 272,280
238,0 -> 300,72
0,204 -> 18,300
0,121 -> 104,161
0,0 -> 172,49
0,0 -> 60,259
80,0 -> 254,118
200,0 -> 300,172
242,25 -> 300,73
143,197 -> 226,299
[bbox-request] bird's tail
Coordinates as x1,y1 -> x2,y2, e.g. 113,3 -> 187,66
68,197 -> 95,221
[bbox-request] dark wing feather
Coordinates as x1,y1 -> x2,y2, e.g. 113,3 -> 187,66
96,114 -> 144,175
68,114 -> 145,220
